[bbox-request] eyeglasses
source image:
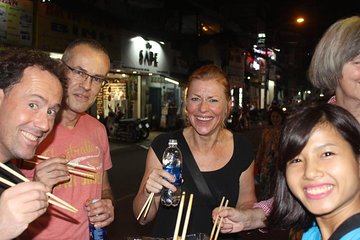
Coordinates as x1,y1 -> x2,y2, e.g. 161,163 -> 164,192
63,62 -> 107,87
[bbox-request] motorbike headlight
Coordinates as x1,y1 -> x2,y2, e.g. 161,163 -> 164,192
138,123 -> 142,128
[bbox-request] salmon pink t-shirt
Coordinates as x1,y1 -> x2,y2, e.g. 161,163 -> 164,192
19,113 -> 112,240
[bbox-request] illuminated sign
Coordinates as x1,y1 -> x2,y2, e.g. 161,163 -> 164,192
139,42 -> 158,67
120,33 -> 170,75
253,45 -> 276,60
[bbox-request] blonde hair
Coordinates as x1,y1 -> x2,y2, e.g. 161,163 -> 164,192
187,64 -> 231,101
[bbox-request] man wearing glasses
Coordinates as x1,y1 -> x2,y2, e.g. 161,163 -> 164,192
18,39 -> 114,240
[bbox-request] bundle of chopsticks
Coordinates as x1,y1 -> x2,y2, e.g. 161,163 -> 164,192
209,196 -> 229,240
136,192 -> 154,220
137,191 -> 194,240
24,155 -> 96,180
0,161 -> 78,213
172,192 -> 194,240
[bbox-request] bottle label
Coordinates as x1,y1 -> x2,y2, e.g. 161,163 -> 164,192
89,224 -> 107,240
163,165 -> 182,186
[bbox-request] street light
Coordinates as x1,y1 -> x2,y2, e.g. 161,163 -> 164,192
296,17 -> 305,24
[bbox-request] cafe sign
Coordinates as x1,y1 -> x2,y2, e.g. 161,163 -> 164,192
120,31 -> 171,75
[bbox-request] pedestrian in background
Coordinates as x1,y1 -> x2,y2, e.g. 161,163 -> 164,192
255,108 -> 285,200
0,48 -> 66,239
18,39 -> 114,240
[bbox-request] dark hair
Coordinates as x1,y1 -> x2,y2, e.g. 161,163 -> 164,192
0,48 -> 67,94
267,108 -> 285,126
267,103 -> 360,231
62,38 -> 109,63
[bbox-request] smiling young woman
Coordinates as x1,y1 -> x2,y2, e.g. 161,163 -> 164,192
267,104 -> 360,240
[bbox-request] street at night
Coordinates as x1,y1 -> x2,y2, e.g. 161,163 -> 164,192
0,1 -> 358,239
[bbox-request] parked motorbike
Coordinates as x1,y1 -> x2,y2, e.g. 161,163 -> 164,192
138,117 -> 150,140
107,115 -> 150,142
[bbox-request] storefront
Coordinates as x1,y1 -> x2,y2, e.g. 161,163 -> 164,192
96,30 -> 185,130
97,71 -> 183,130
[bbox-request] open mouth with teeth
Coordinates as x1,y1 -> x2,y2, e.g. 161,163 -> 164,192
74,93 -> 90,101
21,131 -> 39,142
304,185 -> 334,196
196,116 -> 212,121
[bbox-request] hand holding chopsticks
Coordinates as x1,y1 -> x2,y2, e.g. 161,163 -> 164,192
25,158 -> 95,180
0,162 -> 78,213
0,177 -> 50,240
24,155 -> 96,180
35,155 -> 96,172
210,197 -> 229,240
35,155 -> 96,179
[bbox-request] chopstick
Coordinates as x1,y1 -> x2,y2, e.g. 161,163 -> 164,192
0,162 -> 78,213
67,162 -> 96,172
173,192 -> 194,240
210,196 -> 225,240
0,176 -> 18,187
213,199 -> 229,240
67,168 -> 95,180
143,192 -> 154,219
35,155 -> 96,172
136,192 -> 154,221
173,192 -> 186,240
181,193 -> 193,240
0,176 -> 77,213
24,160 -> 95,180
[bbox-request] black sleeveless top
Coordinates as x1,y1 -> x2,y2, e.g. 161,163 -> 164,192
151,130 -> 253,239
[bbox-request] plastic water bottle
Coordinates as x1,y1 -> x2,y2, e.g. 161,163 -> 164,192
161,139 -> 182,207
89,199 -> 107,240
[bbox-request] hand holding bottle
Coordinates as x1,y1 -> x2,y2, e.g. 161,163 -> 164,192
144,168 -> 177,195
160,139 -> 183,207
86,198 -> 113,240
